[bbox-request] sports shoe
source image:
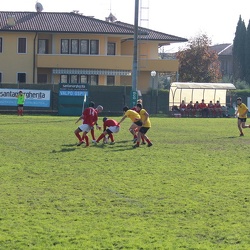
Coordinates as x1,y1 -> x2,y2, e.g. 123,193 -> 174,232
133,138 -> 137,143
240,133 -> 244,136
147,142 -> 153,147
110,141 -> 115,145
92,140 -> 96,143
77,141 -> 84,146
141,141 -> 146,145
133,144 -> 139,148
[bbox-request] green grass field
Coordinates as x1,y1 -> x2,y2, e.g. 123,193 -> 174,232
0,114 -> 250,250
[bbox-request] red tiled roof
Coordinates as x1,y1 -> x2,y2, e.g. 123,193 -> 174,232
0,11 -> 135,34
115,21 -> 188,42
0,11 -> 187,43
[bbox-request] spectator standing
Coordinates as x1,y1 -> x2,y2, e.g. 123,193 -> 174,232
17,91 -> 25,116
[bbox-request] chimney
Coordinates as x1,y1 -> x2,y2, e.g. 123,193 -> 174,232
7,15 -> 15,26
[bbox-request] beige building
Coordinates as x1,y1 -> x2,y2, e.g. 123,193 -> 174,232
0,11 -> 187,93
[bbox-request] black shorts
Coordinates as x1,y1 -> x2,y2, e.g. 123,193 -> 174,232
139,127 -> 149,134
238,117 -> 247,122
18,104 -> 24,107
106,129 -> 112,134
134,120 -> 143,126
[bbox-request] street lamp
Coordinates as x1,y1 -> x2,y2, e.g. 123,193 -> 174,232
151,71 -> 156,86
151,71 -> 156,114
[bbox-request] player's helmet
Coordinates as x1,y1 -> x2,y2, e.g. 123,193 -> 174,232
103,117 -> 108,122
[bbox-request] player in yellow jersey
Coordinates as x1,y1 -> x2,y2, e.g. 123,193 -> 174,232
235,97 -> 250,136
118,106 -> 142,141
133,103 -> 153,148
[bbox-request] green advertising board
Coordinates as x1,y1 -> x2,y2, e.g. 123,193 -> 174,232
58,83 -> 89,116
130,90 -> 138,108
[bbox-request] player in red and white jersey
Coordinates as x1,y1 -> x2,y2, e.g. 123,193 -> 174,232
74,101 -> 100,147
90,105 -> 103,142
95,117 -> 120,145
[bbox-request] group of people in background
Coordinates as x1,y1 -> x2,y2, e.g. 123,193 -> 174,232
179,99 -> 223,118
74,99 -> 153,148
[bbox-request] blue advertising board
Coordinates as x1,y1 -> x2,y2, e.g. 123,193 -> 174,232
0,88 -> 51,107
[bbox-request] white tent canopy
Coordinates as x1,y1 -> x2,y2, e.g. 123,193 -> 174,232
169,82 -> 236,109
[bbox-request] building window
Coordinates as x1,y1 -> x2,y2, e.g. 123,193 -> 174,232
107,42 -> 116,55
18,38 -> 26,53
60,75 -> 68,83
61,39 -> 69,54
38,39 -> 48,54
71,39 -> 79,54
37,74 -> 48,83
59,74 -> 98,84
107,76 -> 115,86
70,74 -> 78,83
90,75 -> 98,85
17,73 -> 26,83
60,39 -> 99,55
80,75 -> 88,83
0,38 -> 2,53
80,40 -> 89,54
90,40 -> 99,55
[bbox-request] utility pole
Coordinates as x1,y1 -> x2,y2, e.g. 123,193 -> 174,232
130,0 -> 139,108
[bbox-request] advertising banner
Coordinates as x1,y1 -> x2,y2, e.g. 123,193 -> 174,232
0,89 -> 51,107
59,83 -> 88,97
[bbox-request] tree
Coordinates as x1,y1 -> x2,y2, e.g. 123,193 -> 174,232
232,15 -> 246,81
245,20 -> 250,84
176,34 -> 221,82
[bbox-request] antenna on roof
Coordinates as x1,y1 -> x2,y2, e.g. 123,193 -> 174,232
35,1 -> 43,12
105,13 -> 117,22
105,0 -> 117,22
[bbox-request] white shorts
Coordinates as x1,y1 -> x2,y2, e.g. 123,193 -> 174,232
78,124 -> 91,133
108,126 -> 120,133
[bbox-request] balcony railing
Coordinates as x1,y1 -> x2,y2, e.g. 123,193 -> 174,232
36,54 -> 179,72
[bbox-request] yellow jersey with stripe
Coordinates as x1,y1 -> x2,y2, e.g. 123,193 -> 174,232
139,109 -> 151,128
125,110 -> 141,122
237,103 -> 248,118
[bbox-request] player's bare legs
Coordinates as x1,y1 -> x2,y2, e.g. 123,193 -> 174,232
75,128 -> 84,145
238,120 -> 250,136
